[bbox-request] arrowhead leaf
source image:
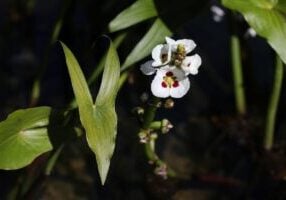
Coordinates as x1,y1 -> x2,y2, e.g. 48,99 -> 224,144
61,40 -> 120,184
0,107 -> 52,170
222,0 -> 286,64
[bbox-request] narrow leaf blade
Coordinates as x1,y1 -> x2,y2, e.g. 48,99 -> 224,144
60,42 -> 93,113
109,0 -> 158,32
121,18 -> 172,70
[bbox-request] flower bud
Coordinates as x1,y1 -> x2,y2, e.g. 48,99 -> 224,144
161,119 -> 173,134
138,131 -> 149,143
154,163 -> 168,179
132,107 -> 144,115
140,92 -> 149,103
164,98 -> 174,109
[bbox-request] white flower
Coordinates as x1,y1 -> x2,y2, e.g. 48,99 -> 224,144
164,37 -> 202,75
151,44 -> 172,67
165,37 -> 196,54
140,37 -> 202,99
151,66 -> 190,98
181,54 -> 202,75
244,28 -> 256,38
210,5 -> 225,22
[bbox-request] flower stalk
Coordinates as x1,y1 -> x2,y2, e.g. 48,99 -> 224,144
230,35 -> 246,115
141,96 -> 176,177
139,37 -> 201,177
264,56 -> 284,150
142,97 -> 161,129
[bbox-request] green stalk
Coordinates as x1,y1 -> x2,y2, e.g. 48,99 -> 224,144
264,56 -> 284,150
142,97 -> 161,129
231,35 -> 246,115
45,145 -> 64,175
141,96 -> 176,177
118,71 -> 129,90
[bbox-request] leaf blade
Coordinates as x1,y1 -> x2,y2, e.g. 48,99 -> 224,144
92,41 -> 120,184
60,42 -> 93,114
61,40 -> 120,184
121,18 -> 172,70
109,0 -> 158,32
0,107 -> 52,170
223,0 -> 286,64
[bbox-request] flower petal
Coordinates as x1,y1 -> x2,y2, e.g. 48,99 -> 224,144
152,44 -> 164,62
151,44 -> 171,67
175,39 -> 196,53
171,66 -> 186,80
182,54 -> 202,75
151,69 -> 170,98
170,77 -> 190,98
165,37 -> 175,45
167,67 -> 190,98
140,60 -> 156,75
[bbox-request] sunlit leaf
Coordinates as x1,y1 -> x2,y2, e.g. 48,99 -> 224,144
0,107 -> 52,170
109,0 -> 158,32
61,40 -> 120,184
69,33 -> 127,109
223,0 -> 286,64
121,18 -> 172,71
90,41 -> 120,184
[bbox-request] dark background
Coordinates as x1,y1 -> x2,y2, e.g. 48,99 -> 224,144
1,0 -> 286,199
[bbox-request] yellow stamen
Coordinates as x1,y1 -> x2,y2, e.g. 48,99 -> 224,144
163,76 -> 175,87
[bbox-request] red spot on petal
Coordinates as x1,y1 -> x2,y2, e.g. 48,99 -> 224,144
166,71 -> 173,76
172,81 -> 179,88
161,82 -> 167,88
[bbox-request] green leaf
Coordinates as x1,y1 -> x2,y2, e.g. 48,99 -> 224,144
69,33 -> 127,109
0,107 -> 52,170
109,0 -> 158,32
87,33 -> 127,86
61,40 -> 120,185
222,0 -> 286,64
121,18 -> 172,71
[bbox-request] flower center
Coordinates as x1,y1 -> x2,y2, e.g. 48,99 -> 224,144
171,44 -> 186,67
161,71 -> 179,88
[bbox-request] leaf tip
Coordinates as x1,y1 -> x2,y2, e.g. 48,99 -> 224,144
97,156 -> 111,185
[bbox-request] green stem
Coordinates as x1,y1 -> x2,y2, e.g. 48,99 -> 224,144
141,96 -> 176,177
118,71 -> 129,90
144,140 -> 176,177
231,35 -> 246,115
142,97 -> 160,129
45,145 -> 65,175
264,56 -> 284,150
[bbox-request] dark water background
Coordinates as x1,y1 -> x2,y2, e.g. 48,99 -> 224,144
1,0 -> 286,199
